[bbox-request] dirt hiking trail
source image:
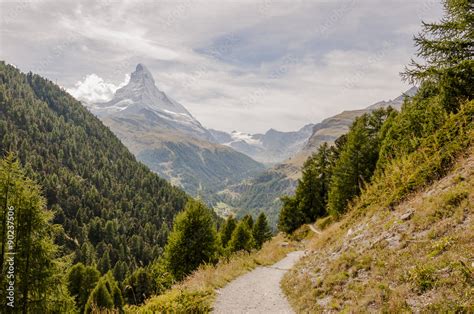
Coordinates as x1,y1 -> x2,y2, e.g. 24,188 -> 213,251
213,251 -> 305,314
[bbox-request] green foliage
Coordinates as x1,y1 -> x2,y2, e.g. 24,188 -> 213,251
85,272 -> 123,313
241,214 -> 254,229
408,264 -> 436,294
278,143 -> 336,233
219,216 -> 237,248
131,289 -> 213,313
0,62 -> 188,274
229,221 -> 254,253
278,195 -> 305,234
163,201 -> 218,281
328,108 -> 393,216
252,213 -> 272,249
359,100 -> 473,209
402,0 -> 473,112
0,153 -> 75,312
67,263 -> 100,313
123,267 -> 155,305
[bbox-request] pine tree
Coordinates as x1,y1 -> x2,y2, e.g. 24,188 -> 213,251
123,267 -> 155,305
98,250 -> 112,274
219,216 -> 237,248
0,153 -> 75,312
162,201 -> 218,280
328,109 -> 392,216
85,272 -> 123,313
229,221 -> 254,253
242,214 -> 254,229
67,263 -> 100,313
297,142 -> 333,222
252,213 -> 272,249
278,195 -> 304,234
402,0 -> 473,112
278,142 -> 336,234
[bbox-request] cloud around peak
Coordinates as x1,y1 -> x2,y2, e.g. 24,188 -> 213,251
67,73 -> 130,103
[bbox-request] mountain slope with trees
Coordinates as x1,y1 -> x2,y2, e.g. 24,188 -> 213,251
0,61 -> 191,311
281,0 -> 473,311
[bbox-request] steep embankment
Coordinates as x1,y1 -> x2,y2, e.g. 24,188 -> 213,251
283,147 -> 474,312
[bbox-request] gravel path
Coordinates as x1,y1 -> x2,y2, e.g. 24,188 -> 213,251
213,251 -> 305,314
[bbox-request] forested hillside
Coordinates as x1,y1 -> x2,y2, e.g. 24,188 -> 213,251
280,0 -> 473,311
0,61 -> 189,303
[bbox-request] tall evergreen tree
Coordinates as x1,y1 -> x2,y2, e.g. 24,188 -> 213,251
297,143 -> 333,222
0,153 -> 74,312
402,0 -> 473,112
98,250 -> 112,274
162,201 -> 218,280
278,196 -> 304,234
85,272 -> 123,313
278,142 -> 335,233
328,109 -> 392,216
241,214 -> 254,229
252,213 -> 272,249
229,221 -> 254,253
219,216 -> 237,248
67,263 -> 100,313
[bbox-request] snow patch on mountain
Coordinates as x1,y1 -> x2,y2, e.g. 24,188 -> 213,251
86,64 -> 213,141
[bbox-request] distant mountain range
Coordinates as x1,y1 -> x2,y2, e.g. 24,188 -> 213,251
216,87 -> 418,226
209,124 -> 314,165
85,64 -> 265,199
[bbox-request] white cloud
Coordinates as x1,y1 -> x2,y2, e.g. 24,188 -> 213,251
67,73 -> 129,103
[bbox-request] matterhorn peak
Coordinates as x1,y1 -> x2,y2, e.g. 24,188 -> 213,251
130,63 -> 155,85
91,63 -> 214,141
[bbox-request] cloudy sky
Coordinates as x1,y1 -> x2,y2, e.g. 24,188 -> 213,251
0,0 -> 442,133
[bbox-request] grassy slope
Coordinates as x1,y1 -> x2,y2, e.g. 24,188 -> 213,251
282,102 -> 474,312
129,234 -> 301,313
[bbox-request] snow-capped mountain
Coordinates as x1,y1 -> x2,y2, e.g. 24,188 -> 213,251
83,64 -> 264,201
209,124 -> 314,164
89,63 -> 213,141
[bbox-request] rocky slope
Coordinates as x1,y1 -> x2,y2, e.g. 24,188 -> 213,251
282,147 -> 473,312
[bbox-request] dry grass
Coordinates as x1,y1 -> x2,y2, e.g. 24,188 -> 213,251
129,234 -> 300,313
282,147 -> 474,312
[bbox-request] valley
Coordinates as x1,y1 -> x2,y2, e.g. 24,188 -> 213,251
82,62 -> 419,229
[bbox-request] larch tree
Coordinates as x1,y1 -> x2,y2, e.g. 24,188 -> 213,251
162,200 -> 218,280
229,221 -> 254,253
402,0 -> 473,112
252,213 -> 272,249
219,216 -> 237,248
0,153 -> 74,312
